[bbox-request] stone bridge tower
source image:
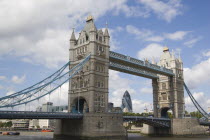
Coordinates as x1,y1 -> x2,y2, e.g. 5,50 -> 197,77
153,47 -> 184,118
69,15 -> 110,113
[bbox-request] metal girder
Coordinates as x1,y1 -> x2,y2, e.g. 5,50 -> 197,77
109,62 -> 158,79
0,111 -> 83,119
123,116 -> 171,128
0,54 -> 91,108
109,51 -> 174,76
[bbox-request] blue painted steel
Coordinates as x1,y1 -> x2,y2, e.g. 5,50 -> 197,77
0,111 -> 83,119
0,55 -> 91,108
109,62 -> 158,79
0,61 -> 70,100
123,116 -> 170,127
184,83 -> 209,120
109,51 -> 174,76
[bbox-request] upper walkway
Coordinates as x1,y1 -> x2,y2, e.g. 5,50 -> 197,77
109,51 -> 174,79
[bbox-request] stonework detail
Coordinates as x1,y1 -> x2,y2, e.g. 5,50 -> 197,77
69,16 -> 110,113
153,47 -> 184,118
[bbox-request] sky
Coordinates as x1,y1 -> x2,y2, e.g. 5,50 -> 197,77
0,0 -> 210,113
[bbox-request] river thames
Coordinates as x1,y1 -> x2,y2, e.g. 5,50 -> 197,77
1,133 -> 210,140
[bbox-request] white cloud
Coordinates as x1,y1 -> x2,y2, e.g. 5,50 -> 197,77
11,75 -> 26,84
137,43 -> 163,61
6,90 -> 15,96
140,87 -> 152,94
138,0 -> 183,22
184,92 -> 209,112
0,85 -> 3,90
164,31 -> 189,40
184,37 -> 202,48
203,50 -> 210,57
0,76 -> 7,81
1,0 -> 144,68
115,4 -> 150,18
109,70 -> 136,106
126,25 -> 189,43
184,57 -> 210,89
132,99 -> 151,113
126,25 -> 153,40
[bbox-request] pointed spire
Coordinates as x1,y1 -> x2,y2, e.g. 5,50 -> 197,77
178,50 -> 182,62
104,21 -> 110,37
84,15 -> 97,32
171,49 -> 175,60
70,28 -> 76,41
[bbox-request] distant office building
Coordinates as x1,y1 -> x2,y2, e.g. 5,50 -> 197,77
29,119 -> 55,129
121,90 -> 132,112
30,102 -> 68,129
108,102 -> 114,112
12,120 -> 29,130
36,102 -> 68,112
108,102 -> 122,113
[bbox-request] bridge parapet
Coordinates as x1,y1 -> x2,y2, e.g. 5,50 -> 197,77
109,51 -> 174,76
123,116 -> 171,128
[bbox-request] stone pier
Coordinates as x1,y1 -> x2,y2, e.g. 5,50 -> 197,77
141,118 -> 206,136
54,113 -> 127,140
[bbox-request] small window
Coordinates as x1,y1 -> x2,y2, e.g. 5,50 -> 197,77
99,36 -> 102,42
162,83 -> 166,90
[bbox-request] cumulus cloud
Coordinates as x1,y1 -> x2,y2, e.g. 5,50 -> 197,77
137,43 -> 163,61
0,0 -> 184,68
11,75 -> 26,84
132,99 -> 151,113
126,25 -> 189,43
138,0 -> 183,22
203,50 -> 210,57
164,31 -> 189,40
140,87 -> 152,94
109,70 -> 135,104
184,57 -> 210,89
6,90 -> 15,96
184,92 -> 210,112
0,0 -> 138,68
184,36 -> 202,48
126,25 -> 153,40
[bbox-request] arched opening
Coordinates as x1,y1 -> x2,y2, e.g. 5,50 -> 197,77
161,107 -> 173,118
71,97 -> 89,113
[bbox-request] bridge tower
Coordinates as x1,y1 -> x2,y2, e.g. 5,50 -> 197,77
153,47 -> 184,118
54,15 -> 126,140
69,15 -> 110,113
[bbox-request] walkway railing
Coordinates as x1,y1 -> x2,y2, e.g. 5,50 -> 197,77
0,111 -> 83,119
109,51 -> 174,76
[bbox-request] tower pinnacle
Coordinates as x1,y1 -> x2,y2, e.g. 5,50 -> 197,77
70,28 -> 76,41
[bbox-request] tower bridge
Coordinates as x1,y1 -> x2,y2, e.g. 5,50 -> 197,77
0,15 -> 208,139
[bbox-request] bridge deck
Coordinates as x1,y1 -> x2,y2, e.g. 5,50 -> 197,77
0,111 -> 83,119
109,51 -> 174,78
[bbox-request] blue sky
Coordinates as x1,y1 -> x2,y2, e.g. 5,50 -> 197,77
0,0 -> 210,112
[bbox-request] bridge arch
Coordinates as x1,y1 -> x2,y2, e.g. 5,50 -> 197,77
71,96 -> 89,113
161,107 -> 173,118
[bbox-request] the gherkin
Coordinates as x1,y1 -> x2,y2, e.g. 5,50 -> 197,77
121,90 -> 132,112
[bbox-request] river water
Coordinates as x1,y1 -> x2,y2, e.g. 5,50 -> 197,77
1,133 -> 210,140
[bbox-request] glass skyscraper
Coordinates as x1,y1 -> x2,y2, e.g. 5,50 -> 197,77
121,90 -> 132,112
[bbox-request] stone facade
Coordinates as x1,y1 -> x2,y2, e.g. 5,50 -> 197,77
171,118 -> 206,135
153,47 -> 185,118
69,15 -> 110,113
54,113 -> 127,140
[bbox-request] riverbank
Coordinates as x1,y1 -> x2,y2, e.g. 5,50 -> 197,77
0,131 -> 53,136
